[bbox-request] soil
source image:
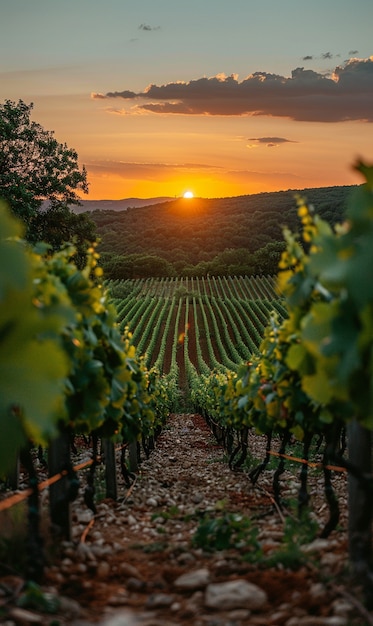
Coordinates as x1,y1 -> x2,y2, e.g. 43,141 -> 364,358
1,413 -> 372,626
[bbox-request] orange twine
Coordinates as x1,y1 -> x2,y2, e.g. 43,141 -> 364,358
0,457 -> 94,513
268,449 -> 347,473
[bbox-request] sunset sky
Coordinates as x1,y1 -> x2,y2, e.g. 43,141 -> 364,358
1,0 -> 372,200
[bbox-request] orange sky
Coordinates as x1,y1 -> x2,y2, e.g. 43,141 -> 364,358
1,1 -> 373,200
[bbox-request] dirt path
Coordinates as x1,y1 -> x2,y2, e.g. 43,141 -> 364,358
3,414 -> 370,626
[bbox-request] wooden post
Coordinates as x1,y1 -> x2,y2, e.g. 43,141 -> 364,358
347,420 -> 373,593
128,440 -> 139,474
6,455 -> 19,490
48,431 -> 72,540
103,439 -> 117,500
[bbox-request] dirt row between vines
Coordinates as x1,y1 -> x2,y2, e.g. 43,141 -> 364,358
2,413 -> 372,626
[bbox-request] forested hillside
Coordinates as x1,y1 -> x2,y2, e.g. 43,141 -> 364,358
91,185 -> 355,278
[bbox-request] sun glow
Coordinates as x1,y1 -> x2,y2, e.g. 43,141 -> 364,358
183,190 -> 194,198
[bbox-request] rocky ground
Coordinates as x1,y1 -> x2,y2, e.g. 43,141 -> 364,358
1,413 -> 373,626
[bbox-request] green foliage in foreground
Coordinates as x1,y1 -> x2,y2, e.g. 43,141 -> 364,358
0,202 -> 72,472
190,161 -> 373,439
0,202 -> 175,475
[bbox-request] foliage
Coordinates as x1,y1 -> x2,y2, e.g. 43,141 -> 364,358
192,511 -> 260,553
185,162 -> 373,451
92,185 -> 352,278
0,202 -> 72,473
0,99 -> 88,218
16,581 -> 60,614
295,164 -> 373,426
264,508 -> 318,570
0,202 -> 176,474
0,99 -> 95,256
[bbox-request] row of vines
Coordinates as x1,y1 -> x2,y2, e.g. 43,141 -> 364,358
0,201 -> 177,579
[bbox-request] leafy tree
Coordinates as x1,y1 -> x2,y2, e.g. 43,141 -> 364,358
28,206 -> 97,268
0,99 -> 94,253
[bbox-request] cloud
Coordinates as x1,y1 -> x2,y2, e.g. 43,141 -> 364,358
349,50 -> 359,55
87,160 -> 221,181
94,57 -> 373,122
321,52 -> 334,60
138,23 -> 160,31
248,136 -> 297,147
302,56 -> 313,61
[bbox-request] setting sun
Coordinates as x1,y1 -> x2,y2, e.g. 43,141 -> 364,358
183,190 -> 194,199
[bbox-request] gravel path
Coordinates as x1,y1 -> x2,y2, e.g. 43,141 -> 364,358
3,413 -> 370,626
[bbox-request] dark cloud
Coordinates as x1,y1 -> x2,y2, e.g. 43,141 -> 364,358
106,89 -> 138,99
302,55 -> 313,61
138,23 -> 160,31
248,137 -> 297,147
94,57 -> 373,122
349,50 -> 359,55
321,52 -> 334,60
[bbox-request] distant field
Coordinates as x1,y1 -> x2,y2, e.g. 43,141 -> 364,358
108,275 -> 286,387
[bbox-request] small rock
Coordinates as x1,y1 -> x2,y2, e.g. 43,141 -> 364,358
146,497 -> 158,507
127,514 -> 137,526
174,568 -> 211,590
321,552 -> 341,568
126,577 -> 146,591
191,492 -> 204,504
118,562 -> 143,579
205,579 -> 268,610
301,538 -> 330,554
229,608 -> 251,620
332,599 -> 354,617
76,542 -> 95,562
145,593 -> 175,608
76,510 -> 94,523
176,552 -> 196,565
100,609 -> 145,626
8,607 -> 43,623
96,561 -> 111,579
108,589 -> 129,606
286,617 -> 347,626
309,582 -> 328,599
58,595 -> 82,618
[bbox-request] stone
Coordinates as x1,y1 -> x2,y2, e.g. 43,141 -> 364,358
118,562 -> 143,579
146,497 -> 159,507
126,577 -> 146,591
58,595 -> 82,618
332,599 -> 354,617
285,617 -> 347,626
100,609 -> 144,625
76,510 -> 94,523
8,607 -> 43,623
174,568 -> 211,590
145,593 -> 175,608
96,561 -> 111,579
300,538 -> 330,554
204,579 -> 268,611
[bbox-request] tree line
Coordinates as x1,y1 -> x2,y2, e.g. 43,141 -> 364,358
91,186 -> 354,279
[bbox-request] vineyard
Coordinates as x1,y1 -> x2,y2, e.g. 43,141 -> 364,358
108,274 -> 285,385
1,163 -> 373,623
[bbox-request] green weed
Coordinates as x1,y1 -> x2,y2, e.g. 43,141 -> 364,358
192,511 -> 261,557
263,505 -> 319,570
